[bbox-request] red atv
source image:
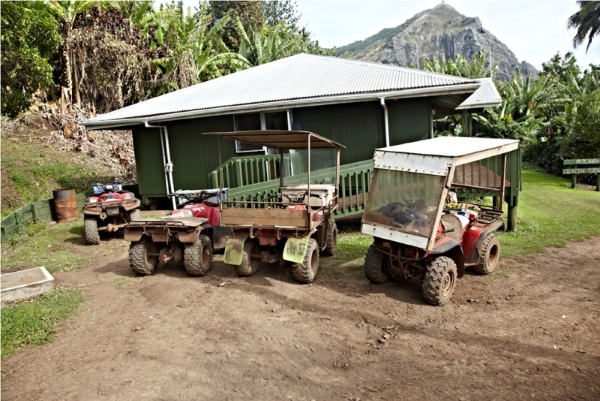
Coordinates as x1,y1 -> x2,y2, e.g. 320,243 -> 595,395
82,183 -> 141,245
124,190 -> 225,277
361,137 -> 519,305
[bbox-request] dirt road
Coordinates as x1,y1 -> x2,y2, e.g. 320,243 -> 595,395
2,235 -> 599,401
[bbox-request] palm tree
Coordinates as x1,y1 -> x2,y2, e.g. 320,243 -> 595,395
568,1 -> 600,52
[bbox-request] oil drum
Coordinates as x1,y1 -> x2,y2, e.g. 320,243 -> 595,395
53,189 -> 78,222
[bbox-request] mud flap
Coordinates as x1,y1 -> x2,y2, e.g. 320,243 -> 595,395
223,238 -> 244,266
283,237 -> 310,264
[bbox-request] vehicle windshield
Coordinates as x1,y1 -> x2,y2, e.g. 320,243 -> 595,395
284,148 -> 337,186
363,169 -> 445,238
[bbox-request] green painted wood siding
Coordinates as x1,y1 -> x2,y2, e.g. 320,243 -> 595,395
388,98 -> 431,144
133,116 -> 235,202
293,101 -> 384,164
132,127 -> 166,197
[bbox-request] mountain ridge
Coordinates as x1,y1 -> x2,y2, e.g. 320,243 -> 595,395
335,3 -> 538,81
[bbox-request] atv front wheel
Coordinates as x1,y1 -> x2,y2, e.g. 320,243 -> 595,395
129,236 -> 158,275
84,217 -> 100,245
473,234 -> 501,275
184,235 -> 213,276
321,220 -> 337,256
291,238 -> 319,284
423,256 -> 457,306
235,239 -> 261,277
364,243 -> 390,284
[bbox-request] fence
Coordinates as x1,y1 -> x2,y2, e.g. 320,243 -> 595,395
1,193 -> 86,241
208,153 -> 306,188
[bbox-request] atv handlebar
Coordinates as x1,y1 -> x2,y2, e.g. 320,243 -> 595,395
170,190 -> 219,205
267,191 -> 322,204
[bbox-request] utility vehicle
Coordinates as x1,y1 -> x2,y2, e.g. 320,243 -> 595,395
361,137 -> 519,305
83,183 -> 141,244
206,130 -> 343,283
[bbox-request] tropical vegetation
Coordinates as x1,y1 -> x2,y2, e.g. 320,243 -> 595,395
1,0 -> 598,178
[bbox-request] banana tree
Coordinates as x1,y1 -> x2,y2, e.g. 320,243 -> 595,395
143,3 -> 250,95
43,0 -> 111,108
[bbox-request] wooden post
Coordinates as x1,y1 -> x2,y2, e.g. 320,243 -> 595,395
571,174 -> 577,189
596,174 -> 600,192
507,204 -> 518,232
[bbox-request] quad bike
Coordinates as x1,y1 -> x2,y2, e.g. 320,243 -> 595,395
205,130 -> 342,284
124,190 -> 225,277
82,183 -> 141,245
361,136 -> 520,305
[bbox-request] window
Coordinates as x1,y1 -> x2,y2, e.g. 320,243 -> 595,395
233,111 -> 292,154
234,113 -> 264,153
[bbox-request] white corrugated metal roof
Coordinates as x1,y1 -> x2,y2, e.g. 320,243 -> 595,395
82,53 -> 488,128
456,78 -> 502,110
377,137 -> 519,162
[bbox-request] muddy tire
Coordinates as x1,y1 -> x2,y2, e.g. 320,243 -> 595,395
235,239 -> 261,277
321,220 -> 337,256
129,236 -> 158,276
473,234 -> 501,275
184,235 -> 213,277
423,256 -> 457,306
364,244 -> 390,284
84,217 -> 100,245
291,238 -> 319,284
129,208 -> 141,222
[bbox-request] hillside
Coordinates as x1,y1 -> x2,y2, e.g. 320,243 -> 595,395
0,108 -> 135,217
336,3 -> 538,81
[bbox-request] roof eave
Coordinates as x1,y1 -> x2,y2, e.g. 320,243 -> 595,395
81,82 -> 481,130
455,100 -> 503,110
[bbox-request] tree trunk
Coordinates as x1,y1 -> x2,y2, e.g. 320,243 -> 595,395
63,26 -> 73,109
73,47 -> 81,107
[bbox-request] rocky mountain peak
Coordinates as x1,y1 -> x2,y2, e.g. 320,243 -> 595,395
336,4 -> 538,81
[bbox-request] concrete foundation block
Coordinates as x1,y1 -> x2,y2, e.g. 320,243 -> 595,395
1,266 -> 55,305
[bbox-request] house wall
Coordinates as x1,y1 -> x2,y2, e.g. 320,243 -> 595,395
132,99 -> 432,204
132,115 -> 234,202
388,98 -> 432,143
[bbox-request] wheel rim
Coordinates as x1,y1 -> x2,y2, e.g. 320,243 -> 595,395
441,269 -> 455,297
310,247 -> 318,274
488,243 -> 499,266
201,245 -> 211,267
146,241 -> 158,267
247,241 -> 261,268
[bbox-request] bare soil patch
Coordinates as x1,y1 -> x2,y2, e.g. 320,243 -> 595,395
2,235 -> 599,401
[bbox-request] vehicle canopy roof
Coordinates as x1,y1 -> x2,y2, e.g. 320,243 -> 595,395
374,137 -> 519,175
203,130 -> 345,150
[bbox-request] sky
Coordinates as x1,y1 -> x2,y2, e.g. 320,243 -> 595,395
295,0 -> 599,70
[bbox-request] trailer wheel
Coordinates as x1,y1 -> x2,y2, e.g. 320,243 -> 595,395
235,239 -> 261,277
364,244 -> 390,284
321,220 -> 337,256
184,235 -> 213,276
84,217 -> 100,245
423,256 -> 457,306
129,208 -> 141,222
129,236 -> 158,276
291,238 -> 319,284
473,234 -> 501,275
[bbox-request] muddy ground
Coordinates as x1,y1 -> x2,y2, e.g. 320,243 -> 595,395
2,231 -> 599,401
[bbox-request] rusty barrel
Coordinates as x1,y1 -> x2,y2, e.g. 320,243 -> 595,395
53,189 -> 78,222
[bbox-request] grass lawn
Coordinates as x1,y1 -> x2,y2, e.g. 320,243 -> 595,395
2,168 -> 598,358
